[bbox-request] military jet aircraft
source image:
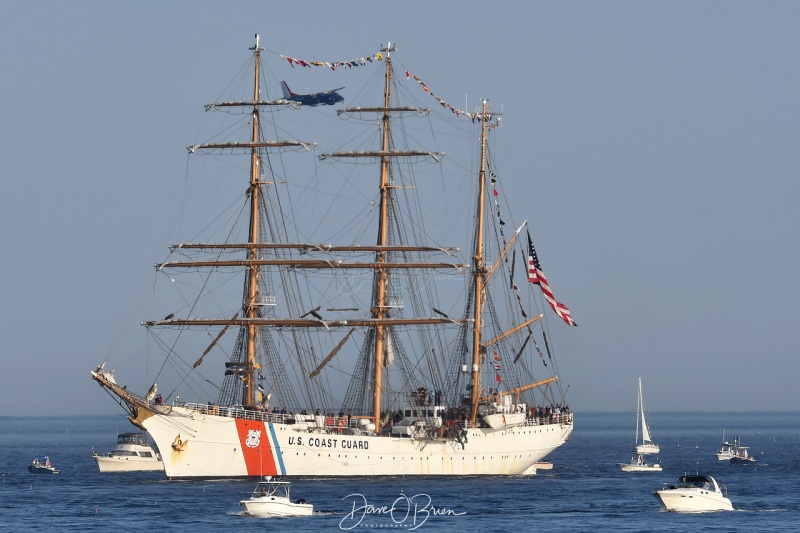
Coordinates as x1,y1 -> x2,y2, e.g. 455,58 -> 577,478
280,81 -> 344,107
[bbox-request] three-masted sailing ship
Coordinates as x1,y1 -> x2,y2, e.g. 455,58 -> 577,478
92,35 -> 575,478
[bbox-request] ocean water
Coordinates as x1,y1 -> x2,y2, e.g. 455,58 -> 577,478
1,412 -> 798,532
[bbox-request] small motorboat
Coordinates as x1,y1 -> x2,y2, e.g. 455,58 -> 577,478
28,456 -> 59,474
240,477 -> 313,517
654,474 -> 733,512
716,440 -> 735,460
619,452 -> 662,472
715,428 -> 735,460
729,439 -> 756,464
92,432 -> 164,472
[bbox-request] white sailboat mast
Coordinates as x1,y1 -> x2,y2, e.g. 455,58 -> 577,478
639,377 -> 652,444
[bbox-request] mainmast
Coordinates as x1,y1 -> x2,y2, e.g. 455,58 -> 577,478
319,42 -> 448,433
370,42 -> 395,433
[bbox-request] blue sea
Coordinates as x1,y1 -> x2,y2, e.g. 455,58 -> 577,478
1,412 -> 798,532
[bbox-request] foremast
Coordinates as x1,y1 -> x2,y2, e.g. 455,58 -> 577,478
158,34 -> 313,408
244,36 -> 264,407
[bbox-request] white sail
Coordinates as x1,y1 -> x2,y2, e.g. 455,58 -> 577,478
383,331 -> 394,368
635,377 -> 659,454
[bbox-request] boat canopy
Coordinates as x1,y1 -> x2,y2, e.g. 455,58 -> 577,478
679,475 -> 712,485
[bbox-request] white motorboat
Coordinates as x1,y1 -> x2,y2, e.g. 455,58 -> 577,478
619,452 -> 662,472
654,474 -> 733,512
92,432 -> 164,472
28,456 -> 59,474
729,438 -> 756,464
715,428 -> 735,460
240,477 -> 313,517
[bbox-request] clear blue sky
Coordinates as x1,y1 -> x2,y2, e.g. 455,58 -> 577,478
2,1 -> 799,416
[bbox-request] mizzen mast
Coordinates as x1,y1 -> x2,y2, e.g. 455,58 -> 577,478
469,100 -> 497,427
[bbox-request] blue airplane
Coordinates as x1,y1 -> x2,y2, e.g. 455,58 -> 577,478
280,81 -> 344,107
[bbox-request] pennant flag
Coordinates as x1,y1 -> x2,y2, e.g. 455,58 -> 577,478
495,373 -> 502,382
404,70 -> 492,121
278,51 -> 382,70
527,232 -> 577,326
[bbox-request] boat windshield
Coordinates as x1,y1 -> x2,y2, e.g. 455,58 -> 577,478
253,482 -> 290,498
119,433 -> 148,445
679,475 -> 713,488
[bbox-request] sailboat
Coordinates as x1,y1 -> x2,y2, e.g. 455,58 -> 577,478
633,377 -> 659,455
91,35 -> 575,478
619,377 -> 661,472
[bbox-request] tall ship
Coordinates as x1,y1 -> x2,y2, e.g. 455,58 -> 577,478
91,35 -> 576,478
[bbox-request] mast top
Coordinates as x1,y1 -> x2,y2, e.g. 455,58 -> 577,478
380,42 -> 397,57
250,34 -> 264,52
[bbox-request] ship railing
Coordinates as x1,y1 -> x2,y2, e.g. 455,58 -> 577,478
181,402 -> 361,429
522,412 -> 573,426
180,402 -> 572,429
182,403 -> 291,424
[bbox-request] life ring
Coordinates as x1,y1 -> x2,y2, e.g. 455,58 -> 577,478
337,418 -> 346,428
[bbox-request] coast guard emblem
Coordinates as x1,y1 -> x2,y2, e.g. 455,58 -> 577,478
245,429 -> 262,448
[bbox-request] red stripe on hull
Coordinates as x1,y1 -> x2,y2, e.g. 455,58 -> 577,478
234,419 -> 278,476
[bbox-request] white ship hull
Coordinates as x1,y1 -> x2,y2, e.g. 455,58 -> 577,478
140,406 -> 572,478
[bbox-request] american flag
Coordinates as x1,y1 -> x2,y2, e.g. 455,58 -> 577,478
527,232 -> 577,326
